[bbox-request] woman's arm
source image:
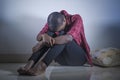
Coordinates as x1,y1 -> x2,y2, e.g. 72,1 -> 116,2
54,35 -> 73,44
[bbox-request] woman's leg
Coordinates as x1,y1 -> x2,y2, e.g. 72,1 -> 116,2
17,46 -> 49,75
55,40 -> 87,66
27,44 -> 66,76
26,40 -> 87,76
42,44 -> 65,66
17,31 -> 55,75
28,46 -> 49,64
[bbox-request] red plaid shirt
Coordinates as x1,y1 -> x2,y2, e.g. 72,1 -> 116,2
37,10 -> 92,66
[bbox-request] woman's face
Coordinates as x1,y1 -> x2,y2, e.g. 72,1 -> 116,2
56,18 -> 66,31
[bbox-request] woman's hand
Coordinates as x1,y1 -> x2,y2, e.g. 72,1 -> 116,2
42,33 -> 55,46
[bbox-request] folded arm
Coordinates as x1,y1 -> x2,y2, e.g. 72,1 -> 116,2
54,35 -> 73,44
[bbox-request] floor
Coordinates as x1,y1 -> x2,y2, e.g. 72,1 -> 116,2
0,63 -> 120,80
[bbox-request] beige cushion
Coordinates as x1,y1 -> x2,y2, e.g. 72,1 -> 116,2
91,48 -> 120,67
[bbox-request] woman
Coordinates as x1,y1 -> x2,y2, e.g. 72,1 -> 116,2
17,10 -> 92,76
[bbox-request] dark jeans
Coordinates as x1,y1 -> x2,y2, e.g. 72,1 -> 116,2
28,31 -> 65,64
29,31 -> 87,66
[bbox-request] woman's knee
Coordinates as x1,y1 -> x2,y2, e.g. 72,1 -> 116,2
66,40 -> 76,47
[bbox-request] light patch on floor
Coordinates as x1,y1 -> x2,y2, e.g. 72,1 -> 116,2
0,63 -> 120,80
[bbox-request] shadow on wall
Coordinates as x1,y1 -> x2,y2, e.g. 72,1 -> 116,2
90,22 -> 120,50
0,15 -> 46,54
101,23 -> 120,48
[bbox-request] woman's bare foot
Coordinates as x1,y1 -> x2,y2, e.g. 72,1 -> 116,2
27,61 -> 47,76
17,60 -> 34,75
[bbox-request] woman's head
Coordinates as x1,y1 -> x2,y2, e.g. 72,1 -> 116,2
47,12 -> 66,32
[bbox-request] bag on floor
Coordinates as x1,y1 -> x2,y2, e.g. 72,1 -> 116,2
91,48 -> 120,67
